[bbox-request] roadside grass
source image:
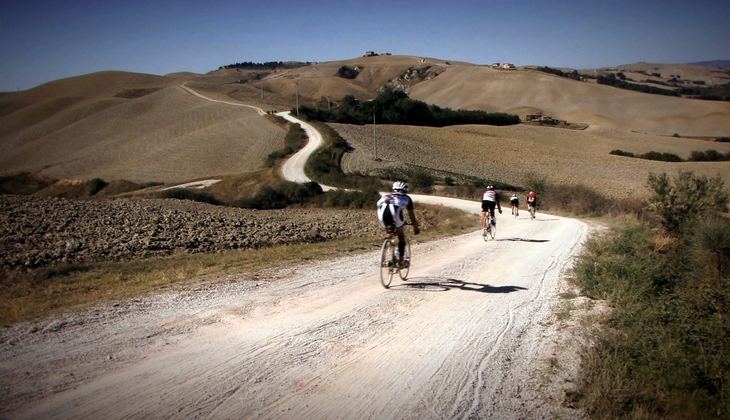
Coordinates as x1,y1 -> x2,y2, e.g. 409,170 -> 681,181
567,172 -> 730,419
0,203 -> 475,326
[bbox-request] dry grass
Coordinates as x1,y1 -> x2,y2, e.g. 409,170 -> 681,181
333,122 -> 730,200
0,203 -> 474,325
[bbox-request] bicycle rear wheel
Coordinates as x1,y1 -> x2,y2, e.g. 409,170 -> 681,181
398,237 -> 411,280
488,221 -> 496,239
380,238 -> 396,288
530,206 -> 535,220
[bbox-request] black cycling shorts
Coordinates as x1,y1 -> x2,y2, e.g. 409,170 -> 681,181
481,200 -> 496,213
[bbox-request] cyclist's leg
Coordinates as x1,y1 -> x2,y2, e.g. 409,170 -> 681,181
489,202 -> 497,225
395,226 -> 406,263
480,200 -> 489,228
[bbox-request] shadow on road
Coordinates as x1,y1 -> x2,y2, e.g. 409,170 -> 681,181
389,277 -> 528,293
497,237 -> 550,243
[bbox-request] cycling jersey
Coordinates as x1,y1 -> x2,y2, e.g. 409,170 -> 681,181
377,192 -> 413,229
482,190 -> 498,202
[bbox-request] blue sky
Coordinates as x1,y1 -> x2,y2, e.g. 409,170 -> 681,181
1,0 -> 729,91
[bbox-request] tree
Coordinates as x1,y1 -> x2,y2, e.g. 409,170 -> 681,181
646,171 -> 729,236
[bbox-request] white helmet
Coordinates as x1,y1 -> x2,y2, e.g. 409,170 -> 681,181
392,181 -> 408,192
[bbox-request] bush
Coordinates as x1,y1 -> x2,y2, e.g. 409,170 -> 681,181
159,189 -> 221,205
234,182 -> 323,210
336,66 -> 359,79
298,89 -> 521,127
0,172 -> 56,195
88,178 -> 107,195
688,149 -> 730,162
571,219 -> 730,419
609,149 -> 635,157
646,171 -> 729,235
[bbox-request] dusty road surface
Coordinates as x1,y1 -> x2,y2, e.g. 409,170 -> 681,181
1,207 -> 590,419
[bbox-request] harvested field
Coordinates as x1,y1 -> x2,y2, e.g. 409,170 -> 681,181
0,86 -> 285,184
332,122 -> 730,199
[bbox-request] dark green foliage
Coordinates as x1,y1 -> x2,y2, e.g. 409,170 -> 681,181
641,151 -> 683,162
688,149 -> 730,161
597,73 -> 680,96
571,218 -> 730,419
219,61 -> 311,70
88,178 -> 107,195
266,123 -> 308,167
534,66 -> 582,80
159,189 -> 221,205
0,172 -> 55,195
678,82 -> 730,101
609,149 -> 635,157
336,66 -> 359,79
408,169 -> 436,192
313,188 -> 381,209
298,89 -> 520,127
233,182 -> 323,210
646,171 -> 729,235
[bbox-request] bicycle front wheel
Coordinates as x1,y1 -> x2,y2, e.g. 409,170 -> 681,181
398,237 -> 411,280
380,238 -> 396,288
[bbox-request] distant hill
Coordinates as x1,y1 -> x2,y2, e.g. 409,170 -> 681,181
1,55 -> 729,195
688,60 -> 730,67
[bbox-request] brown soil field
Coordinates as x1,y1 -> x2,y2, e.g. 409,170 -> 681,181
333,122 -> 730,199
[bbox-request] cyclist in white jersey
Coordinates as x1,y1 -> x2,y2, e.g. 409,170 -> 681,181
481,185 -> 502,229
377,181 -> 420,267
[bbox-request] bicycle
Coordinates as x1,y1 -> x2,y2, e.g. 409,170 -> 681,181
380,224 -> 412,288
482,211 -> 496,241
528,203 -> 536,220
511,204 -> 519,219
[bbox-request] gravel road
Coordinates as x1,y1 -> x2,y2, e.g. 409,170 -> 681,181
1,206 -> 591,419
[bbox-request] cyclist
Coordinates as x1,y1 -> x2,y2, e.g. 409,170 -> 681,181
527,191 -> 537,217
510,193 -> 519,216
481,185 -> 502,231
377,181 -> 420,268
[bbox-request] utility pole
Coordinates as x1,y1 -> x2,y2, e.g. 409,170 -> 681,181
373,109 -> 378,160
295,80 -> 300,117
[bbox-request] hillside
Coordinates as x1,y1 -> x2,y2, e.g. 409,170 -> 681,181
1,55 -> 729,194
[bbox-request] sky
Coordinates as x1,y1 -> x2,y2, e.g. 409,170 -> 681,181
1,0 -> 729,92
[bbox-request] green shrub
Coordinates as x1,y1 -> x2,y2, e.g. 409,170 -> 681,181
159,189 -> 221,205
336,66 -> 359,79
571,220 -> 730,419
646,171 -> 729,235
88,178 -> 107,195
609,149 -> 635,157
0,172 -> 56,195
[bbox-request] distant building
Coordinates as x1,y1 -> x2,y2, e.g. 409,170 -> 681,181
502,63 -> 516,69
491,63 -> 501,68
364,51 -> 377,57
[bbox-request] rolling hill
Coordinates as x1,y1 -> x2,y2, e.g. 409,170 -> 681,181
1,55 -> 729,199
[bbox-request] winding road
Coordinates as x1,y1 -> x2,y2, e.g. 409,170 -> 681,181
0,88 -> 591,419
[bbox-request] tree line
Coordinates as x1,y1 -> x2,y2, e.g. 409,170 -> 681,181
219,61 -> 311,70
298,89 -> 521,127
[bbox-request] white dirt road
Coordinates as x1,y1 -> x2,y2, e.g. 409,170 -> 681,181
1,93 -> 592,419
1,209 -> 589,419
